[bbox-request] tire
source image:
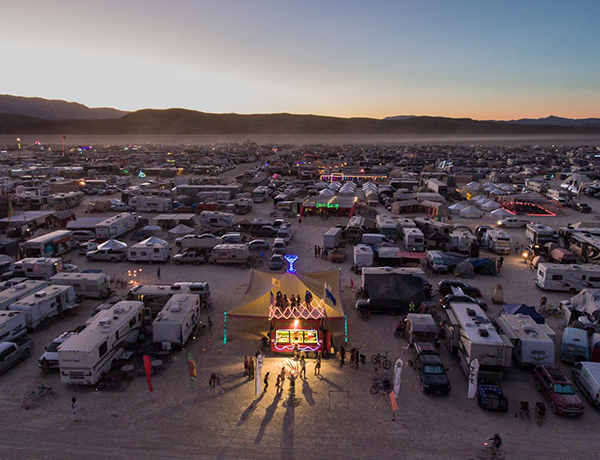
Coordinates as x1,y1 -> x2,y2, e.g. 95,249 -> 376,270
175,260 -> 181,265
382,359 -> 391,370
110,257 -> 117,263
371,355 -> 379,365
387,309 -> 398,317
370,385 -> 379,395
22,350 -> 30,360
359,308 -> 370,320
194,260 -> 201,265
86,256 -> 93,262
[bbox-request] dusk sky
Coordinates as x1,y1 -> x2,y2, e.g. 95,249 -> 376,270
2,0 -> 600,119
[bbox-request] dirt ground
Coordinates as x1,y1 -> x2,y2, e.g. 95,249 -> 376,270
1,168 -> 599,460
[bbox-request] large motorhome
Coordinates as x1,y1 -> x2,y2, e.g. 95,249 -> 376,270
95,213 -> 137,239
449,230 -> 478,255
9,285 -> 76,330
345,216 -> 366,242
198,211 -> 236,229
0,310 -> 27,341
252,186 -> 269,203
403,228 -> 425,252
536,263 -> 600,292
49,272 -> 112,299
153,294 -> 201,347
375,214 -> 397,238
494,314 -> 555,367
0,280 -> 48,310
128,237 -> 171,263
127,284 -> 191,317
444,302 -> 513,380
526,223 -> 558,246
23,230 -> 76,258
49,191 -> 84,210
128,196 -> 173,212
58,301 -> 144,385
486,229 -> 512,255
12,258 -> 63,280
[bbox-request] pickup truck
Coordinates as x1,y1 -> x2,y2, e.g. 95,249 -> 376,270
251,225 -> 279,237
173,250 -> 209,265
0,338 -> 34,375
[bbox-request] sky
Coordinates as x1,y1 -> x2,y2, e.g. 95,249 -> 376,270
1,0 -> 600,120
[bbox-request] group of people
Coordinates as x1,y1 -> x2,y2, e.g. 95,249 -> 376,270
338,346 -> 361,368
243,356 -> 256,379
314,245 -> 329,260
274,291 -> 313,309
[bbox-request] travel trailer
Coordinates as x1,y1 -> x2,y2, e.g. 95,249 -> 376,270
353,244 -> 374,271
23,230 -> 76,258
127,284 -> 191,317
535,263 -> 600,292
12,258 -> 63,280
58,301 -> 145,385
494,314 -> 555,367
153,294 -> 201,347
198,211 -> 236,229
448,230 -> 478,255
0,280 -> 48,310
9,285 -> 77,330
211,244 -> 250,265
128,237 -> 171,263
404,228 -> 425,252
49,272 -> 112,299
128,196 -> 172,212
252,186 -> 269,203
375,214 -> 397,238
49,191 -> 84,210
443,302 -> 513,380
0,310 -> 27,341
95,213 -> 137,239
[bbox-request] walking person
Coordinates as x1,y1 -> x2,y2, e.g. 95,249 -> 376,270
499,256 -> 504,269
244,356 -> 249,378
263,372 -> 270,393
315,355 -> 322,376
207,316 -> 212,330
276,372 -> 283,393
349,348 -> 355,368
314,245 -> 318,258
300,356 -> 307,379
355,350 -> 360,370
71,397 -> 80,422
293,343 -> 299,360
156,267 -> 161,280
317,246 -> 321,258
339,346 -> 346,367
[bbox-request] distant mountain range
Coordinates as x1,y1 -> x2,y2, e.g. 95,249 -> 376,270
387,114 -> 600,127
0,95 -> 600,135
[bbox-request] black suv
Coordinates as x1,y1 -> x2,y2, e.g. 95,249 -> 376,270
413,342 -> 451,394
437,280 -> 482,297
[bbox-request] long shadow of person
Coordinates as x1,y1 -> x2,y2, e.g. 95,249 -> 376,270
254,390 -> 282,444
237,392 -> 265,427
301,379 -> 316,406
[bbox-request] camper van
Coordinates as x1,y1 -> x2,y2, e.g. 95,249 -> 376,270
9,285 -> 77,330
58,301 -> 144,385
128,196 -> 172,212
0,280 -> 48,310
561,327 -> 589,363
449,230 -> 478,255
375,214 -> 397,238
404,228 -> 425,252
12,258 -> 63,280
536,263 -> 600,292
361,233 -> 391,247
0,311 -> 27,341
153,294 -> 201,347
127,284 -> 191,317
49,272 -> 111,299
443,302 -> 513,380
211,244 -> 250,265
198,211 -> 236,229
95,213 -> 137,239
128,237 -> 171,263
494,314 -> 555,367
353,244 -> 374,271
486,229 -> 512,255
276,225 -> 294,244
23,230 -> 76,258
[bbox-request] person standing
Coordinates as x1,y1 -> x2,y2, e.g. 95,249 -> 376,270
539,296 -> 548,310
244,356 -> 249,378
499,256 -> 504,269
339,346 -> 346,367
156,267 -> 161,280
314,245 -> 318,258
317,246 -> 321,258
249,357 -> 255,379
315,355 -> 322,376
293,343 -> 299,360
276,372 -> 283,393
263,372 -> 270,393
349,348 -> 356,368
207,316 -> 212,330
300,356 -> 307,379
355,350 -> 360,370
71,397 -> 80,422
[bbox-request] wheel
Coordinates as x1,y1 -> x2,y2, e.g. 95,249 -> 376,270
387,309 -> 398,316
370,385 -> 379,395
371,355 -> 379,365
194,260 -> 201,265
110,257 -> 118,263
382,358 -> 391,370
22,350 -> 30,360
86,256 -> 93,262
175,260 -> 181,265
476,448 -> 488,459
359,308 -> 370,320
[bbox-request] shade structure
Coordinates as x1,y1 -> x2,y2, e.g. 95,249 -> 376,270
229,270 -> 344,320
168,224 -> 196,236
481,200 -> 501,211
97,239 -> 128,251
490,208 -> 513,219
466,182 -> 481,191
459,206 -> 483,219
142,225 -> 162,235
448,203 -> 466,215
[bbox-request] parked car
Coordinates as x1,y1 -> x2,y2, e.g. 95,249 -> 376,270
272,238 -> 287,255
71,230 -> 96,242
572,361 -> 600,407
173,250 -> 208,265
437,280 -> 482,297
413,342 -> 451,394
220,233 -> 243,244
38,331 -> 78,370
86,248 -> 127,262
440,294 -> 488,310
269,254 -> 285,270
533,364 -> 584,416
110,203 -> 132,212
0,338 -> 34,375
496,217 -> 527,228
330,248 -> 346,263
474,225 -> 493,240
574,202 -> 591,214
247,240 -> 270,251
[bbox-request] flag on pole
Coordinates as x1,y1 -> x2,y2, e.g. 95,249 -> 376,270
324,282 -> 337,306
467,359 -> 479,398
187,350 -> 197,389
143,355 -> 154,392
393,358 -> 403,398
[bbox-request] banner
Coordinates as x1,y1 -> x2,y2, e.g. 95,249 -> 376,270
393,358 -> 403,398
255,355 -> 264,396
187,350 -> 197,389
143,355 -> 154,392
389,391 -> 398,412
467,359 -> 479,399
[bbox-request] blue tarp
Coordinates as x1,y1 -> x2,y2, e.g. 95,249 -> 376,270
501,304 -> 545,324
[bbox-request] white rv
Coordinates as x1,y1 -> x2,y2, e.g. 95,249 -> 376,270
12,258 -> 63,280
153,294 -> 201,347
444,302 -> 513,380
211,244 -> 250,265
345,216 -> 366,241
252,186 -> 269,203
0,310 -> 27,341
9,285 -> 77,331
494,314 -> 555,367
127,284 -> 191,316
50,191 -> 84,210
487,229 -> 512,255
23,230 -> 76,258
376,214 -> 397,238
59,301 -> 144,385
128,237 -> 171,263
536,263 -> 600,292
128,196 -> 172,212
404,228 -> 425,252
199,211 -> 236,229
449,230 -> 478,254
353,244 -> 374,271
49,272 -> 112,299
526,223 -> 558,246
397,218 -> 417,238
95,213 -> 137,239
0,280 -> 48,310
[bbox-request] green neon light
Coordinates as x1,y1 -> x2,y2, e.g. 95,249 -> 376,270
344,314 -> 348,344
223,312 -> 227,344
316,202 -> 339,209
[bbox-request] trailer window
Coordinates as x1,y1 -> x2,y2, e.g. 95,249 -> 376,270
589,277 -> 600,282
551,275 -> 563,281
129,317 -> 136,328
99,342 -> 108,358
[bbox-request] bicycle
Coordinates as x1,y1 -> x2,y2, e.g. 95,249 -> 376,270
477,441 -> 504,459
539,305 -> 565,318
21,384 -> 58,410
371,351 -> 391,370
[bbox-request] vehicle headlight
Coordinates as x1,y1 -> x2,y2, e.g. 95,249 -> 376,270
497,220 -> 502,225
